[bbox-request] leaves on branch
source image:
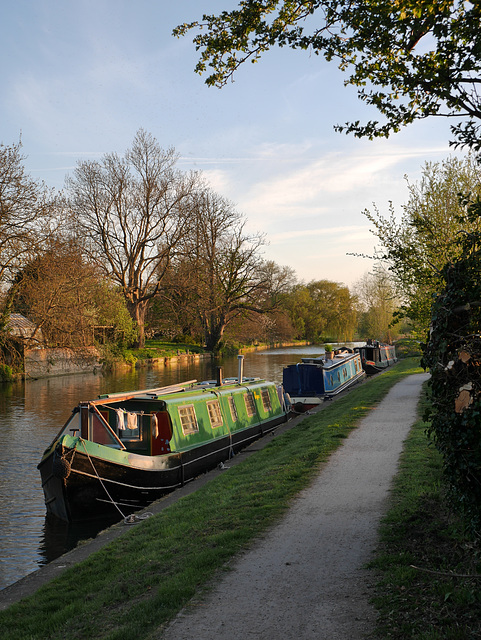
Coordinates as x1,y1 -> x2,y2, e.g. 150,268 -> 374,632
175,1 -> 481,149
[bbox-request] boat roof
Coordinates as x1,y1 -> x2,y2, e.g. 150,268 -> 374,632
301,351 -> 358,367
88,378 -> 274,407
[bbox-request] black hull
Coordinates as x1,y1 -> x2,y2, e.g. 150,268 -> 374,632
363,362 -> 390,375
39,413 -> 287,522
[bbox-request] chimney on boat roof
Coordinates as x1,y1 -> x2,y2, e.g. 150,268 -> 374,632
216,366 -> 223,387
238,354 -> 244,384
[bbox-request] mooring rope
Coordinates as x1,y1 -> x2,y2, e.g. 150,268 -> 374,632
78,438 -> 152,525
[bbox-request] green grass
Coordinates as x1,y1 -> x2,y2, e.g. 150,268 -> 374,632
0,358 -> 423,640
368,387 -> 481,639
132,340 -> 206,358
100,340 -> 207,370
103,340 -> 207,368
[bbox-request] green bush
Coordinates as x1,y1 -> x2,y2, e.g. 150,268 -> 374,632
123,352 -> 138,367
0,363 -> 13,381
215,341 -> 241,356
423,204 -> 481,535
394,338 -> 423,358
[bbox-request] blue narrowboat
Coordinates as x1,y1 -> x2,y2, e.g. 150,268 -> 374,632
283,349 -> 365,411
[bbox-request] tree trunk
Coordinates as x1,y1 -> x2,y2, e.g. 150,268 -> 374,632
204,313 -> 226,353
129,299 -> 150,349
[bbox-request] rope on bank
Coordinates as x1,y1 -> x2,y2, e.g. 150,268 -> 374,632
123,512 -> 154,525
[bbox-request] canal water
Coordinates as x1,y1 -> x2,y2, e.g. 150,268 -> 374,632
0,344 -> 334,591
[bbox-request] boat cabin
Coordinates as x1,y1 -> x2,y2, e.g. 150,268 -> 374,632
53,380 -> 284,459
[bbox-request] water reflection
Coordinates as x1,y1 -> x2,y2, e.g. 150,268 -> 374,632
0,344 -> 343,591
39,514 -> 122,565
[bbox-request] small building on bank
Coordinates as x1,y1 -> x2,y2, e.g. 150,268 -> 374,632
3,313 -> 100,379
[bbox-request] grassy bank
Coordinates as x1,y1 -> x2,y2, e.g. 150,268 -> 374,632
104,340 -> 206,368
118,339 -> 311,363
368,387 -> 481,639
1,358 -> 422,640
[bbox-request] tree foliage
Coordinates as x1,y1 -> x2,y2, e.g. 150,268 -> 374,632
354,266 -> 401,342
11,240 -> 135,348
422,201 -> 481,533
286,279 -> 357,341
175,1 -> 481,148
363,155 -> 481,336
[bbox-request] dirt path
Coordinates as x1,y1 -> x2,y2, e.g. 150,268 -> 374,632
157,373 -> 429,640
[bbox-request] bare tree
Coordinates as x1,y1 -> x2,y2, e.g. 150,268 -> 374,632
0,140 -> 56,330
163,188 -> 295,352
66,129 -> 200,347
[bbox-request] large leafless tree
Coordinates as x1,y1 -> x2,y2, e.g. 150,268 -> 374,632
163,188 -> 295,351
66,129 -> 200,348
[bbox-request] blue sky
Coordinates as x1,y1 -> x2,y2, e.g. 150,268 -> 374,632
1,0 -> 462,287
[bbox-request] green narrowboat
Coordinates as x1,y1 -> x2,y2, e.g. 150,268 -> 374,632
38,377 -> 287,522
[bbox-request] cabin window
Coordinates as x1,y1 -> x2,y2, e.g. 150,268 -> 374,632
228,396 -> 238,422
179,405 -> 198,435
89,410 -> 124,447
244,392 -> 256,417
261,389 -> 272,412
207,400 -> 223,428
117,411 -> 141,440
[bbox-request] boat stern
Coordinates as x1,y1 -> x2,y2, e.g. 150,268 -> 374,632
37,436 -> 78,521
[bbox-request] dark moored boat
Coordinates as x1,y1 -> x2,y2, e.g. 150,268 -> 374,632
282,348 -> 365,411
354,340 -> 397,375
38,371 -> 287,522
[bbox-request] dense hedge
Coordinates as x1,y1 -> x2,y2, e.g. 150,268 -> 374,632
422,203 -> 481,534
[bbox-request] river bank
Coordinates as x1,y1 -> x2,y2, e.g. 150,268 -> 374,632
111,340 -> 312,369
16,340 -> 312,380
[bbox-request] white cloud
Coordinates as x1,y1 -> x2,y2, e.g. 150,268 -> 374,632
270,225 -> 371,243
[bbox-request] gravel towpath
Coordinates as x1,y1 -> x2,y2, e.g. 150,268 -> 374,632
158,373 -> 429,640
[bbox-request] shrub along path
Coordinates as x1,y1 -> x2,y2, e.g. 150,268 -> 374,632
160,372 -> 429,640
